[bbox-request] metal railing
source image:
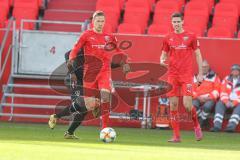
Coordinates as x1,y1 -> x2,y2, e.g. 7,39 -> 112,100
1,83 -> 71,121
1,82 -> 153,128
0,113 -> 50,119
4,83 -> 67,90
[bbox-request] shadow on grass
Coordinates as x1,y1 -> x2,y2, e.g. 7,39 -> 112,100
0,122 -> 240,152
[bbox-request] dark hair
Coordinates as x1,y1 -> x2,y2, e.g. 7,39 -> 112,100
171,12 -> 183,20
92,10 -> 105,19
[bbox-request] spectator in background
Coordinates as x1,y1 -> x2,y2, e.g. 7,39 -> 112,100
81,18 -> 91,32
211,64 -> 240,132
192,60 -> 221,128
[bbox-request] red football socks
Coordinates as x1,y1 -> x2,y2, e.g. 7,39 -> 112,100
170,110 -> 180,138
191,107 -> 200,128
101,102 -> 110,129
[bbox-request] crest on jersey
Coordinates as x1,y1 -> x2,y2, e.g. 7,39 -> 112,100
104,35 -> 111,42
183,36 -> 189,41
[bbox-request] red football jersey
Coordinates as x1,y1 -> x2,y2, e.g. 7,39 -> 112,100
162,31 -> 199,77
69,30 -> 119,72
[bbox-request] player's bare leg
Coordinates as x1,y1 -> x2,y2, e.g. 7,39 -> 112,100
168,96 -> 181,143
183,96 -> 203,141
100,89 -> 111,129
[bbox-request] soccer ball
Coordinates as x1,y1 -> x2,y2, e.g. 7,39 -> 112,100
99,127 -> 116,143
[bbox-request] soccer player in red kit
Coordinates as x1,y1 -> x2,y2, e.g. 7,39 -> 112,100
68,11 -> 130,129
160,13 -> 203,142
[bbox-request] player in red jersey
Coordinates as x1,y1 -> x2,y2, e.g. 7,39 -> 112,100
160,13 -> 203,142
68,11 -> 130,129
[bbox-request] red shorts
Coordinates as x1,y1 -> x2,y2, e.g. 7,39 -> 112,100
167,75 -> 193,97
83,70 -> 112,97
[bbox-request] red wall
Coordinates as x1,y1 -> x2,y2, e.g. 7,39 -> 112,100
116,35 -> 240,79
0,30 -> 12,100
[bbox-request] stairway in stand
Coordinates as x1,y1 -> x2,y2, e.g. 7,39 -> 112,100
40,0 -> 97,32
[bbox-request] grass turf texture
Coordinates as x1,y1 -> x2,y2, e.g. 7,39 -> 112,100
0,122 -> 240,160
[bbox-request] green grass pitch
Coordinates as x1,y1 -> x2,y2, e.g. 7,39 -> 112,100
0,122 -> 240,160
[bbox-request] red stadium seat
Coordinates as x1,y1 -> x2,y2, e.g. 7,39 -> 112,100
123,0 -> 151,31
118,23 -> 143,34
13,8 -> 38,19
159,0 -> 185,10
214,3 -> 239,19
184,1 -> 209,17
119,0 -> 125,9
220,0 -> 240,15
13,8 -> 38,29
104,12 -> 119,31
125,0 -> 151,13
154,0 -> 181,14
212,16 -> 238,33
0,0 -> 10,8
184,15 -> 208,30
238,31 -> 240,38
184,25 -> 205,37
14,0 -> 39,10
153,0 -> 182,27
123,11 -> 149,32
103,23 -> 114,33
0,7 -> 9,23
147,0 -> 155,8
9,0 -> 13,6
96,0 -> 121,15
13,0 -> 40,27
147,24 -> 171,35
96,0 -> 121,10
191,0 -> 214,13
96,0 -> 121,23
207,27 -> 234,38
221,0 -> 239,3
0,0 -> 10,25
152,11 -> 173,27
38,0 -> 43,8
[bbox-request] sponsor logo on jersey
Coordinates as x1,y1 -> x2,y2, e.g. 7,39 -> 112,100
104,36 -> 110,42
183,36 -> 189,41
90,37 -> 95,41
92,44 -> 105,49
171,43 -> 187,49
